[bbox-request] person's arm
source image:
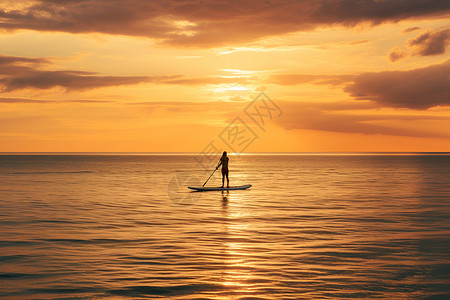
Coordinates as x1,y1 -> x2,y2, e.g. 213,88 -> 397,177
217,158 -> 222,168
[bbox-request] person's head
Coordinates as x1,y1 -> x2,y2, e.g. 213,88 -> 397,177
223,151 -> 227,157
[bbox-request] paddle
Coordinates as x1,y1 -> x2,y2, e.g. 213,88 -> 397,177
202,161 -> 221,187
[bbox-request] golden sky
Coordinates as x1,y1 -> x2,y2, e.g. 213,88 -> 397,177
0,0 -> 449,152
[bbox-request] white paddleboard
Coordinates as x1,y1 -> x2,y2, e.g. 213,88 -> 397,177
188,184 -> 252,191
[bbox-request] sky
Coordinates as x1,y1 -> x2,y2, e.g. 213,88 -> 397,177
0,0 -> 449,152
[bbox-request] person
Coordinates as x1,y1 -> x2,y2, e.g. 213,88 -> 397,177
217,151 -> 229,188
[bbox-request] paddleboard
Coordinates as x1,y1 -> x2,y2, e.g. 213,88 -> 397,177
188,184 -> 252,192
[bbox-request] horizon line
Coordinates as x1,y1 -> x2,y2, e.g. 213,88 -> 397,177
1,152 -> 450,155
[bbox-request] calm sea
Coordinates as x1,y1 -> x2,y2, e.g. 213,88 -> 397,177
0,154 -> 449,299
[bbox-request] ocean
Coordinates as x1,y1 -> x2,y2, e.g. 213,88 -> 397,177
0,154 -> 449,299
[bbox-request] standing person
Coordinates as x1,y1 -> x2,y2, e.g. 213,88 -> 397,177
218,151 -> 229,188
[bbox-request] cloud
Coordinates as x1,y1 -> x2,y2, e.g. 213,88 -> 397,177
344,59 -> 450,109
389,27 -> 450,61
0,55 -> 49,75
269,74 -> 354,86
1,71 -> 154,92
161,76 -> 253,86
0,97 -> 51,103
345,39 -> 370,45
0,55 -> 47,65
408,28 -> 450,56
402,26 -> 421,33
263,61 -> 449,110
0,55 -> 260,92
0,55 -> 182,92
276,100 -> 450,138
0,0 -> 449,47
0,97 -> 115,103
388,46 -> 407,62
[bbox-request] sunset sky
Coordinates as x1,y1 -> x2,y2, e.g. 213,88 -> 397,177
1,0 -> 449,152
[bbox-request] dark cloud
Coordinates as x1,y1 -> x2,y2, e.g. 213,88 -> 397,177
0,55 -> 49,75
402,26 -> 421,33
263,61 -> 450,110
0,70 -> 154,92
408,28 -> 450,56
0,0 -> 449,47
276,100 -> 450,138
0,55 -> 48,65
344,59 -> 450,109
388,27 -> 449,62
388,46 -> 407,62
0,55 -> 182,91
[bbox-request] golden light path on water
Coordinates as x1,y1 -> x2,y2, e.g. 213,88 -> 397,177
220,191 -> 254,293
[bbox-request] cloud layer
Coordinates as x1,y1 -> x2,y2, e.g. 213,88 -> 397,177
345,59 -> 450,109
0,55 -> 180,91
276,100 -> 450,138
1,0 -> 449,47
262,60 -> 450,110
2,54 -> 449,111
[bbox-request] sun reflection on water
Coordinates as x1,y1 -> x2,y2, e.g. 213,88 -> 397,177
219,190 -> 259,295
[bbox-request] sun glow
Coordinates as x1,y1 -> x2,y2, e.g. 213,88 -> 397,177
212,84 -> 250,93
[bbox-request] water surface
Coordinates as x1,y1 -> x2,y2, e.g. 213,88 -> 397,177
0,154 -> 449,299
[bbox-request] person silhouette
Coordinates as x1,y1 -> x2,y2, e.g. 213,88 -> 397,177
218,151 -> 229,188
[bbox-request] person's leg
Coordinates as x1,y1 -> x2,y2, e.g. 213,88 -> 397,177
226,173 -> 229,188
222,173 -> 224,188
